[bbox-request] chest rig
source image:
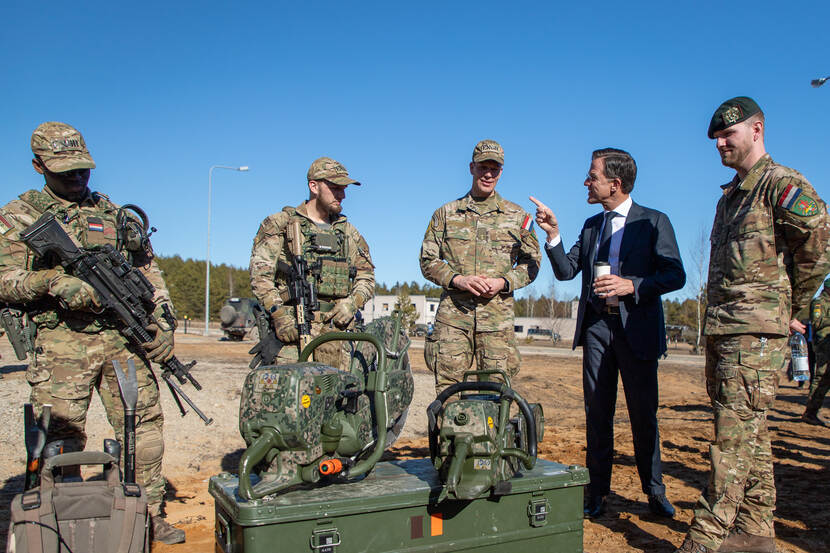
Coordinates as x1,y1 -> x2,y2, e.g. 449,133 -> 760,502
285,208 -> 355,300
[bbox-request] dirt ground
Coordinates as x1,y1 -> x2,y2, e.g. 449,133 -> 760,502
1,333 -> 828,553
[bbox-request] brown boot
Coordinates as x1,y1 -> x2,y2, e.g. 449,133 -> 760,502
151,515 -> 186,545
717,528 -> 776,553
676,536 -> 715,553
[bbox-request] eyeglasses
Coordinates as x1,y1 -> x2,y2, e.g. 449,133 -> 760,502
474,163 -> 503,175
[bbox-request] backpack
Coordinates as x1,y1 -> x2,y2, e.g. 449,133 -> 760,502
6,451 -> 148,553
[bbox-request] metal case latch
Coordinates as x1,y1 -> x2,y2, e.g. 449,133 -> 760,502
528,497 -> 550,527
310,527 -> 341,552
215,510 -> 232,553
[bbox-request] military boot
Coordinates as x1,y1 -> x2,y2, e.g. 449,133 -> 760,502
717,528 -> 776,552
675,536 -> 715,553
151,515 -> 186,544
801,410 -> 828,427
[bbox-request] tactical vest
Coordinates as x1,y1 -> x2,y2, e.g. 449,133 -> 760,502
20,189 -> 120,264
283,207 -> 354,300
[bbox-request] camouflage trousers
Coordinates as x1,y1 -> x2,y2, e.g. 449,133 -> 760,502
688,334 -> 785,550
805,341 -> 830,414
276,319 -> 353,370
424,321 -> 520,394
27,324 -> 166,516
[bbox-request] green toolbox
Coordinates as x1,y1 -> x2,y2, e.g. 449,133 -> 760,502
210,458 -> 588,553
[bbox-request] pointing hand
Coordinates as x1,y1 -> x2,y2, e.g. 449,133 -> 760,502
529,196 -> 559,240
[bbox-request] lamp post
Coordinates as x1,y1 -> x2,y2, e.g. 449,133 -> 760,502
205,164 -> 249,336
811,76 -> 829,88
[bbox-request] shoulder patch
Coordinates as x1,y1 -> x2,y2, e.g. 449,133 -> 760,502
813,302 -> 822,321
793,194 -> 819,216
0,210 -> 12,235
521,214 -> 533,231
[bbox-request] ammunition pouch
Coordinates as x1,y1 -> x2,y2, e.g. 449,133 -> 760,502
316,257 -> 351,298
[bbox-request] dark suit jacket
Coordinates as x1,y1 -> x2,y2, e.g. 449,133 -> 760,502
546,201 -> 685,360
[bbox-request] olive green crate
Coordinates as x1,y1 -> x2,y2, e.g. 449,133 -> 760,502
210,458 -> 587,553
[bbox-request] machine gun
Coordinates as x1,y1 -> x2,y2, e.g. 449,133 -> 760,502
237,315 -> 414,500
20,213 -> 212,426
1,306 -> 34,360
427,370 -> 544,501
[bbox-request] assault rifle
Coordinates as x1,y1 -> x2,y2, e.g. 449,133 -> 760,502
287,221 -> 318,350
20,213 -> 213,425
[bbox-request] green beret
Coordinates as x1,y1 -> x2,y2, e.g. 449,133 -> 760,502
825,276 -> 830,289
707,96 -> 761,139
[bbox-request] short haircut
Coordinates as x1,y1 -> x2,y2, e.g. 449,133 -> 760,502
592,148 -> 637,194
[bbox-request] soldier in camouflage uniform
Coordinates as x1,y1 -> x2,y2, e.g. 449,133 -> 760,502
420,140 -> 540,393
249,157 -> 374,368
0,122 -> 185,544
676,98 -> 830,553
803,277 -> 830,426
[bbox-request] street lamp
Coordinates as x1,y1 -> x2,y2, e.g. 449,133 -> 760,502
811,76 -> 829,88
205,164 -> 249,336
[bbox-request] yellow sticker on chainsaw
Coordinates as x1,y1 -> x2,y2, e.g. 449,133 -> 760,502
487,416 -> 494,429
301,394 -> 311,408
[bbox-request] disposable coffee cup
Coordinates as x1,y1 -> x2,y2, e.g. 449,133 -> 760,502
594,262 -> 610,296
594,262 -> 611,278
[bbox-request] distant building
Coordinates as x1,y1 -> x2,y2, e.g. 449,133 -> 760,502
513,316 -> 577,342
363,294 -> 439,325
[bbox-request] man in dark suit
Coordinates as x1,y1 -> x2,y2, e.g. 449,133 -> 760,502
530,148 -> 685,519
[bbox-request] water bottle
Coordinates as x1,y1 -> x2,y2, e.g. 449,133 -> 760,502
790,332 -> 810,382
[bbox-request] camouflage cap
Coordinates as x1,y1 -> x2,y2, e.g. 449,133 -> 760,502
707,97 -> 762,139
307,157 -> 360,186
31,122 -> 96,173
472,139 -> 504,165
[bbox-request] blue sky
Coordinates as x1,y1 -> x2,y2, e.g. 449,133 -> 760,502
2,1 -> 828,301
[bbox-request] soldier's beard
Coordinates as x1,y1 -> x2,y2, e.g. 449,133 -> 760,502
325,201 -> 342,218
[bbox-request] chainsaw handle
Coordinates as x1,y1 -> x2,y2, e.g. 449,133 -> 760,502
426,381 -> 537,465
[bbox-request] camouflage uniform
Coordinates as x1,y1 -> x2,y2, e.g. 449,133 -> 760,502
420,191 -> 540,391
0,185 -> 172,515
805,284 -> 830,416
688,154 -> 830,549
249,202 -> 374,368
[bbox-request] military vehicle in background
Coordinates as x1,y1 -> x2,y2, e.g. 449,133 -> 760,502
219,298 -> 259,341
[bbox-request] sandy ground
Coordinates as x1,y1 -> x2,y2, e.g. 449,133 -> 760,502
1,332 -> 828,553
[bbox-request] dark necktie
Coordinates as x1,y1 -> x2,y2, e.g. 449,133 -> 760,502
591,211 -> 617,312
595,211 -> 618,263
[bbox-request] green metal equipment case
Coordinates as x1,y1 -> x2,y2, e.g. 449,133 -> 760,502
210,458 -> 588,553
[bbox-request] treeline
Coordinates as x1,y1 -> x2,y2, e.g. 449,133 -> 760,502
375,281 -> 443,298
155,255 -> 252,320
515,295 -> 578,318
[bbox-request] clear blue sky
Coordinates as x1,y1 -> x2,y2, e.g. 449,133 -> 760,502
2,1 -> 828,302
